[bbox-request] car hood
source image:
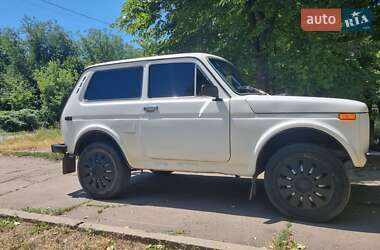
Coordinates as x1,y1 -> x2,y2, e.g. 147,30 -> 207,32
245,95 -> 368,113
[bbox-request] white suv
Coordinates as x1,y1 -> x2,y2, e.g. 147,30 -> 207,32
52,53 -> 372,222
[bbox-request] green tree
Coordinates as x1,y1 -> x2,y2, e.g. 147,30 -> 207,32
79,29 -> 142,65
22,17 -> 78,69
0,28 -> 34,86
116,0 -> 380,106
33,60 -> 79,126
0,69 -> 35,110
0,29 -> 29,75
0,16 -> 143,128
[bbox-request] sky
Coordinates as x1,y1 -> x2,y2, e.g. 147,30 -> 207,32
0,0 -> 135,45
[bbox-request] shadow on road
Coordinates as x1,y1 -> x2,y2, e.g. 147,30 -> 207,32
69,171 -> 380,234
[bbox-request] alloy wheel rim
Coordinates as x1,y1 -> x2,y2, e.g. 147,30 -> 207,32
81,150 -> 116,192
276,157 -> 335,209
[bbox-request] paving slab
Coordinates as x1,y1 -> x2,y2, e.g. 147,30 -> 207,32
0,156 -> 87,209
0,156 -> 380,249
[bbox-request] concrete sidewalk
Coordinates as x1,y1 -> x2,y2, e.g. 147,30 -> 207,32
0,156 -> 379,249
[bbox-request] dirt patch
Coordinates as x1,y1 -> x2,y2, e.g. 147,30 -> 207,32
0,217 -> 169,250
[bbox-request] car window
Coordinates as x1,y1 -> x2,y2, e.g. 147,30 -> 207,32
84,66 -> 143,101
148,63 -> 195,98
196,67 -> 213,95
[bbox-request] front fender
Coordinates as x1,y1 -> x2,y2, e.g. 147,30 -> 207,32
249,120 -> 360,175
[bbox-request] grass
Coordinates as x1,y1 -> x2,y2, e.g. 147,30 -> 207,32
270,223 -> 305,250
0,128 -> 63,160
1,151 -> 63,160
0,216 -> 20,230
85,203 -> 123,215
146,244 -> 171,250
30,222 -> 51,235
167,229 -> 186,236
0,217 -> 161,250
0,128 -> 62,152
22,202 -> 89,216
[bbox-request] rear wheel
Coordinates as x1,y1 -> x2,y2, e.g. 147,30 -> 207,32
264,143 -> 350,222
77,142 -> 130,199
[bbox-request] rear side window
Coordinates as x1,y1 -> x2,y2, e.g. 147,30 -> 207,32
85,67 -> 143,100
148,63 -> 195,98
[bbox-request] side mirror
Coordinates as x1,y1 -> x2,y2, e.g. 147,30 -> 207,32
201,84 -> 222,101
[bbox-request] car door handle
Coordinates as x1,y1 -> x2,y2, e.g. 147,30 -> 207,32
144,105 -> 158,112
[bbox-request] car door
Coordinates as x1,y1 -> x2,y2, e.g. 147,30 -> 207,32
140,58 -> 230,162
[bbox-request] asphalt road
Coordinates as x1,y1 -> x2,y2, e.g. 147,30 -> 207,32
0,156 -> 379,249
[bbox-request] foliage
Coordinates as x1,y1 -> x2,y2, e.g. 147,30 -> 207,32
33,60 -> 78,125
79,29 -> 143,65
116,0 -> 380,106
0,17 -> 141,130
270,223 -> 305,250
0,28 -> 31,80
0,109 -> 39,132
0,70 -> 35,110
0,28 -> 37,109
22,17 -> 78,69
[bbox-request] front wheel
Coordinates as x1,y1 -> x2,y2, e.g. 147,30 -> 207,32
264,143 -> 350,222
77,142 -> 131,199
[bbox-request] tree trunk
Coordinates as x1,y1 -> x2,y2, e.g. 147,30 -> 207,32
254,39 -> 272,92
245,0 -> 275,93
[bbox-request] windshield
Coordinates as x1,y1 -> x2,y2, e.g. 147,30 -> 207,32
209,58 -> 267,95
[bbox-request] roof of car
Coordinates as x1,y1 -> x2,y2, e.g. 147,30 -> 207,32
85,52 -> 225,70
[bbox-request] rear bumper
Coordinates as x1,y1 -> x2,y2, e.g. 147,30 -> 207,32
51,144 -> 76,174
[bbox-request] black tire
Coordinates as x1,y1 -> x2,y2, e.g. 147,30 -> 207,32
77,142 -> 131,199
264,143 -> 350,222
151,170 -> 173,175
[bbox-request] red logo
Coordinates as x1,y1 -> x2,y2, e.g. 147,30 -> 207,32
301,9 -> 342,31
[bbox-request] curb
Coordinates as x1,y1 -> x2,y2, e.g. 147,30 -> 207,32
0,208 -> 82,227
0,208 -> 264,250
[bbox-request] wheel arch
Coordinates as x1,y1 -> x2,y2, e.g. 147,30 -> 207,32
251,122 -> 357,176
74,126 -> 131,168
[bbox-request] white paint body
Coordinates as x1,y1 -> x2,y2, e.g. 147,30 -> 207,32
61,53 -> 370,176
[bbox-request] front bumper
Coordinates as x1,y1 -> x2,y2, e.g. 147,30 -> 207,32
365,150 -> 380,168
366,151 -> 380,157
366,151 -> 380,161
51,144 -> 76,174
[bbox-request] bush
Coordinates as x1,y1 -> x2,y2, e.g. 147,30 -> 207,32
0,109 -> 39,132
0,70 -> 36,111
34,60 -> 78,126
